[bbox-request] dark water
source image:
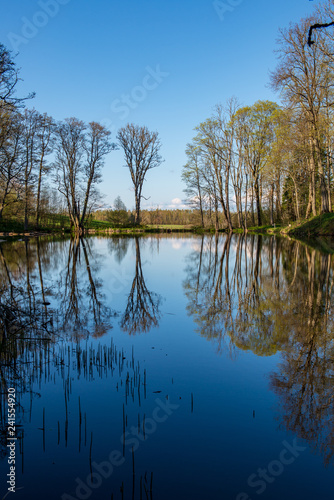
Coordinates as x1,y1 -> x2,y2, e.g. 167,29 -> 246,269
0,234 -> 333,500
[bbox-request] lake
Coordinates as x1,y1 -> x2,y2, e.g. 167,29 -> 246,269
0,234 -> 333,500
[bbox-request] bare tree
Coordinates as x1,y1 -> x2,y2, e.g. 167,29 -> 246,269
271,16 -> 334,214
35,113 -> 55,227
194,118 -> 233,232
55,118 -> 114,233
117,123 -> 163,225
0,109 -> 23,220
182,143 -> 205,227
81,122 -> 115,223
0,43 -> 34,108
21,109 -> 39,230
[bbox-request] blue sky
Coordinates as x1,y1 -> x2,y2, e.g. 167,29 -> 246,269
0,0 -> 320,210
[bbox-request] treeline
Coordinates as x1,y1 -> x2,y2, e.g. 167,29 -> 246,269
94,205 -> 202,227
183,2 -> 334,230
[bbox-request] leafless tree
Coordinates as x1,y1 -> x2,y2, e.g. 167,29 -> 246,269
117,123 -> 163,225
21,109 -> 39,230
55,118 -> 114,233
35,113 -> 55,227
0,43 -> 34,108
271,16 -> 334,214
0,109 -> 23,220
182,143 -> 206,227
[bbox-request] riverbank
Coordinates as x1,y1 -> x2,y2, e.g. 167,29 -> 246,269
245,214 -> 334,237
0,223 -> 198,238
2,214 -> 334,239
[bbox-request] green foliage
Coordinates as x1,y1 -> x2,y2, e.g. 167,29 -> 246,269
288,213 -> 334,237
107,197 -> 130,227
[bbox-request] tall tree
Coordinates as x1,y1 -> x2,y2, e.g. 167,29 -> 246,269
117,123 -> 163,225
21,109 -> 39,230
182,143 -> 205,227
234,101 -> 279,226
55,118 -> 113,233
271,16 -> 334,214
35,113 -> 55,227
194,114 -> 233,232
0,108 -> 23,220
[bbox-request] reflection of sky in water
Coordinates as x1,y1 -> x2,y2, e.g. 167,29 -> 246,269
0,235 -> 333,500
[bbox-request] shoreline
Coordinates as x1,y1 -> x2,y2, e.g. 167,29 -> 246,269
2,214 -> 334,240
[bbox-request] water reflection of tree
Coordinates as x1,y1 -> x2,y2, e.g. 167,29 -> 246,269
0,238 -> 56,460
0,236 -> 119,466
57,236 -> 114,339
183,234 -> 334,464
121,237 -> 161,335
107,236 -> 130,264
269,249 -> 334,466
183,233 -> 260,355
184,234 -> 236,354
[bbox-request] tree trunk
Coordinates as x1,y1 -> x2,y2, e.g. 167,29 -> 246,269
254,176 -> 262,226
313,133 -> 329,214
135,191 -> 141,225
198,186 -> 204,228
306,155 -> 316,218
244,173 -> 248,233
35,160 -> 43,228
326,146 -> 332,213
24,179 -> 29,231
291,175 -> 300,220
214,197 -> 219,233
225,174 -> 233,233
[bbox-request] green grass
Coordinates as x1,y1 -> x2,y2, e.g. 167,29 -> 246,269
286,213 -> 334,237
246,224 -> 282,234
243,215 -> 334,238
146,224 -> 192,229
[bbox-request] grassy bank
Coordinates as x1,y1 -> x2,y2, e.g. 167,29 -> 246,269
281,213 -> 334,237
3,214 -> 334,239
242,214 -> 334,237
0,219 -> 200,236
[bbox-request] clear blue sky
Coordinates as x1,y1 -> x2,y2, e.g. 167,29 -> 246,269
0,0 -> 320,210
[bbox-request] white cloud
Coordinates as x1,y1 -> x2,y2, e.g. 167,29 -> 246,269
141,197 -> 188,210
172,242 -> 182,250
168,197 -> 187,209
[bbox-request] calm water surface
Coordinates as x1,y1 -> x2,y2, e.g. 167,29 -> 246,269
0,234 -> 333,500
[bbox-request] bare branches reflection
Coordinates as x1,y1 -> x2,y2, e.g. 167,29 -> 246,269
120,237 -> 162,335
183,234 -> 334,463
